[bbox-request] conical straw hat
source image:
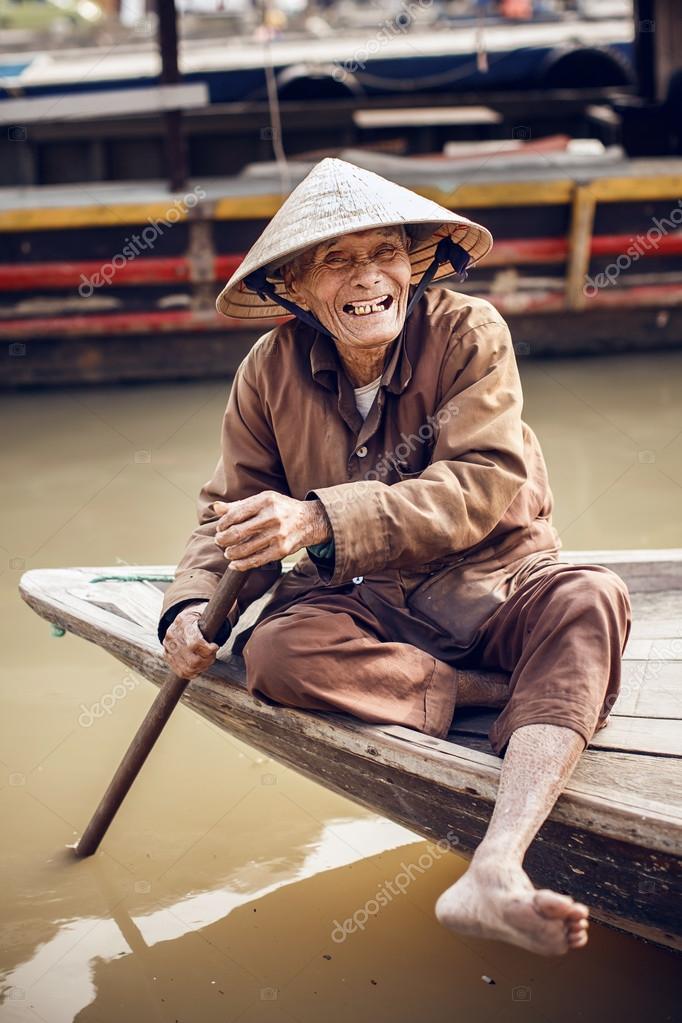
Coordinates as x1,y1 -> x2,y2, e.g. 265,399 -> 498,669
216,158 -> 493,320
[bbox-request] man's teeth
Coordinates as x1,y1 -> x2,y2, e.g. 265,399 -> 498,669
346,297 -> 390,315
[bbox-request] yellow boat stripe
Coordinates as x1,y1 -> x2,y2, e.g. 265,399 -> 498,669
0,203 -> 192,232
1,176 -> 680,232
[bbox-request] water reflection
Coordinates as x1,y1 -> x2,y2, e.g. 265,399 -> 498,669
2,817 -> 419,1023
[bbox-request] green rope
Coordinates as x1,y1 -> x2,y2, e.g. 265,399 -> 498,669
90,574 -> 174,583
48,574 -> 173,636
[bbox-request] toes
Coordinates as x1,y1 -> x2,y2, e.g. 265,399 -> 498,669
533,889 -> 576,919
565,905 -> 590,926
566,917 -> 589,949
533,890 -> 590,924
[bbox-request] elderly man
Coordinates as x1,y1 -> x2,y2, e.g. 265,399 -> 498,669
160,159 -> 631,956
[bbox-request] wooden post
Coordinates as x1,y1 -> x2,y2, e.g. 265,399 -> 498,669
634,0 -> 682,102
156,0 -> 187,192
565,184 -> 596,313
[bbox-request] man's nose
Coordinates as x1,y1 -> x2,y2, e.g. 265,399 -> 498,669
349,261 -> 382,288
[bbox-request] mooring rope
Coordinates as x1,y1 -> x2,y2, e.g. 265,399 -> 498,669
90,574 -> 175,583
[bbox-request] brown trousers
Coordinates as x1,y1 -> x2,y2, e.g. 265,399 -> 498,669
242,559 -> 632,755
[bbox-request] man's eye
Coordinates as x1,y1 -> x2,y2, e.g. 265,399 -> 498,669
325,255 -> 347,267
375,246 -> 399,259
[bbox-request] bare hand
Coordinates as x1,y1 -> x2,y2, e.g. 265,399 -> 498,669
163,602 -> 219,679
213,492 -> 331,571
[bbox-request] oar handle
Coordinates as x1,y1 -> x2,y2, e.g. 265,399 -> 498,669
197,565 -> 246,642
74,566 -> 249,859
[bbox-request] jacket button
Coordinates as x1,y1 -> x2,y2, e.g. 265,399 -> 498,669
356,445 -> 368,457
352,576 -> 364,585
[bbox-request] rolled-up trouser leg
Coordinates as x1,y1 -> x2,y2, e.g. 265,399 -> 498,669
479,563 -> 632,756
242,591 -> 459,738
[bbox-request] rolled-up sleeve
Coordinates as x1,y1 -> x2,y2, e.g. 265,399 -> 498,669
306,318 -> 528,585
158,351 -> 285,642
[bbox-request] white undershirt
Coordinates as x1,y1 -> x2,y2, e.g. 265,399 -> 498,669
353,375 -> 382,420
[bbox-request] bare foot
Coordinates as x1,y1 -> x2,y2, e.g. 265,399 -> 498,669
435,858 -> 589,956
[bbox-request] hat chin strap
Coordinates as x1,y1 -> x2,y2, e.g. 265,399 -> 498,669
405,236 -> 470,317
244,236 -> 470,340
244,267 -> 336,339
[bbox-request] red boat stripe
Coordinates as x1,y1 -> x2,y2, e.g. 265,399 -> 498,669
2,285 -> 681,337
1,236 -> 681,292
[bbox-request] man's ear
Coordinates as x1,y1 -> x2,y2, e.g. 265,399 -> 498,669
282,264 -> 297,296
281,265 -> 293,293
282,266 -> 307,309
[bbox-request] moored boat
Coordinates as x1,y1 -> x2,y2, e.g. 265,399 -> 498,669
3,149 -> 682,387
19,549 -> 682,952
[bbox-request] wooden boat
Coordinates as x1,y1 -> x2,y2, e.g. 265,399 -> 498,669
19,549 -> 682,952
0,18 -> 633,107
3,150 -> 682,388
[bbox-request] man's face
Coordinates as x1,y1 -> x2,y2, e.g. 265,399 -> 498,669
282,227 -> 412,348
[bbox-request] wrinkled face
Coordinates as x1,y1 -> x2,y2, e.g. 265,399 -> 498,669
282,226 -> 412,348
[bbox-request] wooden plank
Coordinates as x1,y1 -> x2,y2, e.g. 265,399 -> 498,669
450,708 -> 682,757
0,203 -> 198,233
388,723 -> 682,819
631,620 -> 682,640
0,258 -> 194,291
623,637 -> 654,660
629,586 -> 682,615
213,180 -> 575,219
532,548 -> 682,575
623,638 -> 682,661
0,84 -> 209,126
588,174 -> 682,202
0,255 -> 243,292
0,310 -> 254,339
595,717 -> 682,757
353,106 -> 503,128
446,661 -> 672,726
615,660 -> 653,715
433,180 -> 574,209
635,659 -> 682,717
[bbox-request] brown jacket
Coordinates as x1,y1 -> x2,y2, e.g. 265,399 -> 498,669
159,287 -> 562,654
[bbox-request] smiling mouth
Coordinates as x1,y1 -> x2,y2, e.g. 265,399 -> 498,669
342,294 -> 394,317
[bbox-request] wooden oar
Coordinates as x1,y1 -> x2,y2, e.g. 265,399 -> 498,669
74,566 -> 248,858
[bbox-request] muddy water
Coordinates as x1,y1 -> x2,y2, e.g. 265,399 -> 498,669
2,350 -> 681,1023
